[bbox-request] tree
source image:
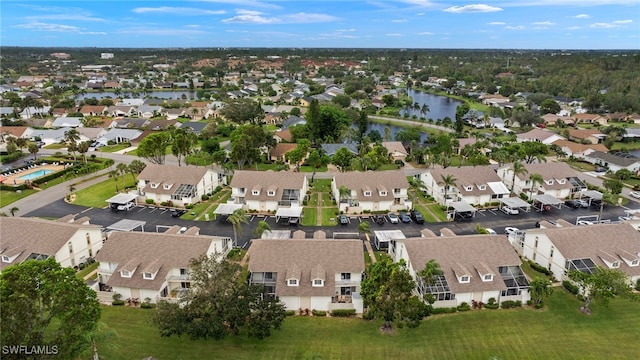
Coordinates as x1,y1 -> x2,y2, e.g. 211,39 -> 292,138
603,178 -> 623,195
568,267 -> 634,314
116,163 -> 129,191
137,132 -> 171,165
227,209 -> 248,248
0,258 -> 101,359
528,173 -> 543,201
540,99 -> 561,115
64,129 -> 81,162
15,137 -> 28,152
286,139 -> 310,172
253,220 -> 271,238
332,147 -> 355,172
360,256 -> 427,331
229,124 -> 271,169
439,174 -> 457,205
332,94 -> 352,108
529,277 -> 553,308
77,141 -> 90,164
358,221 -> 371,238
408,177 -> 427,208
127,160 -> 147,183
152,254 -> 285,340
109,170 -> 120,192
28,143 -> 39,161
338,185 -> 351,205
510,161 -> 528,196
518,141 -> 549,164
220,98 -> 264,124
356,110 -> 369,142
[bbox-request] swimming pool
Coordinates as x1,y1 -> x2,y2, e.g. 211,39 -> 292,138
18,169 -> 53,181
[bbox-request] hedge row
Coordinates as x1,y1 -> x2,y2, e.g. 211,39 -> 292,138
330,309 -> 356,317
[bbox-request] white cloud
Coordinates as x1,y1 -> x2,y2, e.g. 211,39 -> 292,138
282,13 -> 339,23
505,25 -> 525,30
488,21 -> 505,25
336,29 -> 356,32
222,11 -> 338,24
133,7 -> 226,15
392,19 -> 408,23
386,33 -> 405,36
417,12 -> 426,16
401,0 -> 437,6
418,31 -> 433,35
574,14 -> 591,19
567,26 -> 581,30
443,4 -> 503,13
222,14 -> 279,24
118,27 -> 205,36
25,14 -> 106,22
237,9 -> 263,16
14,22 -> 106,35
197,0 -> 281,9
533,21 -> 555,26
590,22 -> 617,28
613,19 -> 633,24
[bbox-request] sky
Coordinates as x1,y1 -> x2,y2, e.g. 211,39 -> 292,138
1,0 -> 639,49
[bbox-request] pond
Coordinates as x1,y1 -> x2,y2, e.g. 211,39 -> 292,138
399,89 -> 462,121
364,122 -> 429,143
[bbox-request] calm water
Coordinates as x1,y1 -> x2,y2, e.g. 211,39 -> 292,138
399,89 -> 462,121
18,169 -> 53,180
365,123 -> 429,143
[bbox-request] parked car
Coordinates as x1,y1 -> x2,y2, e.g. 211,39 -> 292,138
117,202 -> 134,211
595,167 -> 607,173
577,220 -> 594,226
171,209 -> 187,217
564,200 -> 581,209
500,205 -> 520,215
338,214 -> 349,225
289,217 -> 299,225
388,213 -> 400,224
410,210 -> 424,224
456,211 -> 474,221
504,227 -> 520,235
399,212 -> 411,223
590,199 -> 606,208
485,228 -> 497,235
630,191 -> 640,199
373,215 -> 385,225
576,199 -> 590,208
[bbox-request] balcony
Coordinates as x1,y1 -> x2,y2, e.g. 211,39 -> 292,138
335,279 -> 360,287
167,274 -> 191,282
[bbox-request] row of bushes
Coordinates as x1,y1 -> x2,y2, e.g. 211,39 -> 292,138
430,299 -> 521,314
528,260 -> 552,276
563,280 -> 580,295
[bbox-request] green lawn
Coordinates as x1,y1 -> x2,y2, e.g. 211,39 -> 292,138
377,163 -> 400,171
96,290 -> 640,359
301,207 -> 317,226
310,179 -> 332,192
415,204 -> 437,223
0,189 -> 37,208
611,141 -> 640,151
180,201 -> 213,221
300,165 -> 328,172
76,262 -> 99,279
426,203 -> 448,222
307,193 -> 318,207
73,174 -> 136,208
98,143 -> 131,153
321,207 -> 339,226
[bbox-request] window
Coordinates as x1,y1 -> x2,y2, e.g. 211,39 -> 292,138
460,276 -> 470,283
86,233 -> 91,245
483,274 -> 493,281
68,242 -> 73,254
121,270 -> 131,278
364,191 -> 371,197
478,185 -> 486,190
313,279 -> 323,287
150,183 -> 158,189
267,191 -> 275,196
632,259 -> 639,266
163,183 -> 172,190
2,256 -> 10,263
550,247 -> 554,258
611,261 -> 620,268
180,268 -> 188,275
264,272 -> 274,280
143,272 -> 153,279
341,273 -> 351,281
252,190 -> 260,195
465,186 -> 473,191
534,238 -> 539,248
288,279 -> 298,286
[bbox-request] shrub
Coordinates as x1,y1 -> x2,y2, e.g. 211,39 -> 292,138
284,310 -> 296,317
302,200 -> 307,206
501,300 -> 522,309
635,279 -> 640,292
485,298 -> 499,309
528,260 -> 551,275
201,194 -> 210,201
145,199 -> 155,204
563,280 -> 580,295
111,300 -> 125,306
185,204 -> 194,209
431,307 -> 458,315
362,311 -> 375,320
456,302 -> 471,312
330,309 -> 356,317
140,302 -> 155,309
311,310 -> 326,317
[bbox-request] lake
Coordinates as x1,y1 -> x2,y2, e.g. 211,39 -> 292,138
399,89 -> 462,121
364,123 -> 429,143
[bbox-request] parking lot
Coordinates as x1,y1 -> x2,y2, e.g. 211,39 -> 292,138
26,198 -> 635,249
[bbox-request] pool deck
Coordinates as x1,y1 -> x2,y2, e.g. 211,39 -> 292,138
1,164 -> 65,185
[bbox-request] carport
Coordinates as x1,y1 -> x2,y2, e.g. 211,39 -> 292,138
260,230 -> 291,239
578,190 -> 603,205
106,219 -> 146,232
449,201 -> 477,220
105,193 -> 138,210
213,203 -> 244,219
499,197 -> 531,212
373,230 -> 406,250
275,206 -> 303,223
532,194 -> 563,212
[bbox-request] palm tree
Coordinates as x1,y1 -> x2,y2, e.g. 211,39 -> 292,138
439,174 -> 457,206
408,177 -> 427,208
109,170 -> 120,192
383,126 -> 391,141
420,104 -> 430,117
9,207 -> 19,217
64,129 -> 81,162
116,163 -> 128,191
252,220 -> 271,239
599,191 -> 615,223
528,173 -> 543,202
338,185 -> 351,206
529,277 -> 553,307
77,141 -> 90,164
417,259 -> 444,301
28,143 -> 39,161
510,161 -> 528,196
127,160 -> 147,183
227,209 -> 248,248
358,221 -> 371,239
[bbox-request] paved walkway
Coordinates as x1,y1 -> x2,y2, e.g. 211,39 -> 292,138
316,192 -> 322,226
364,233 -> 376,264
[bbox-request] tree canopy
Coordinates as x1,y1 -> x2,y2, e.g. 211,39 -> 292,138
152,254 -> 285,340
137,131 -> 172,165
568,267 -> 636,314
220,98 -> 264,124
1,258 -> 101,359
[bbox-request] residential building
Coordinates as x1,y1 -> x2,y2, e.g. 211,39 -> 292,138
248,239 -> 365,313
79,105 -> 108,117
571,113 -> 607,126
0,216 -> 103,271
389,233 -> 530,308
513,223 -> 640,284
138,164 -> 225,206
230,170 -> 308,212
321,143 -> 358,157
516,129 -> 565,145
332,170 -> 410,213
96,230 -> 232,303
51,117 -> 83,128
551,140 -> 608,159
270,143 -> 298,162
381,141 -> 408,160
583,151 -> 640,174
567,129 -> 605,144
420,166 -> 510,206
497,162 -> 578,200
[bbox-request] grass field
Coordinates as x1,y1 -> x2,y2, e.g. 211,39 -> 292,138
321,207 -> 339,226
0,189 -> 37,208
301,207 -> 317,226
96,290 -> 640,359
72,174 -> 136,208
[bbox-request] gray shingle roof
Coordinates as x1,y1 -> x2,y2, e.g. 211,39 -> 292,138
333,170 -> 409,202
230,170 -> 306,202
138,164 -> 215,195
427,166 -> 504,196
248,239 -> 364,297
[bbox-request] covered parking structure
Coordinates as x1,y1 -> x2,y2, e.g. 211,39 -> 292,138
213,203 -> 244,219
106,219 -> 146,232
448,201 -> 477,220
373,229 -> 406,250
275,206 -> 303,223
499,197 -> 531,212
532,194 -> 564,212
578,190 -> 603,205
105,193 -> 138,210
260,230 -> 292,239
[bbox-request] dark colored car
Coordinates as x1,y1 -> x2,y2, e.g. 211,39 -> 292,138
399,212 -> 411,223
410,210 -> 424,224
338,214 -> 349,225
373,215 -> 385,225
456,211 -> 474,221
590,199 -> 606,209
564,200 -> 580,209
171,209 -> 186,217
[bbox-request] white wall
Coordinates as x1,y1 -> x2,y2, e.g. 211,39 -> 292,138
281,296 -> 300,311
54,228 -> 103,268
310,296 -> 332,311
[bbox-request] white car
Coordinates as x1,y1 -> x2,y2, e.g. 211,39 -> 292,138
485,228 -> 497,235
577,220 -> 594,226
576,199 -> 590,208
630,191 -> 640,199
387,213 -> 399,224
500,206 -> 520,215
117,202 -> 134,211
504,227 -> 520,235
